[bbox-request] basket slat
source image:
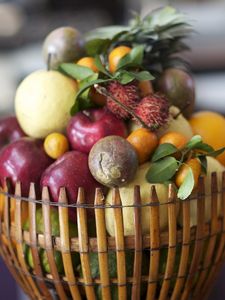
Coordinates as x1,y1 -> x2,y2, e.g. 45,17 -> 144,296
159,185 -> 177,300
194,173 -> 218,297
94,188 -> 112,300
42,187 -> 68,300
171,196 -> 190,300
28,183 -> 53,300
58,187 -> 82,300
201,172 -> 225,298
77,187 -> 96,300
14,183 -> 42,300
131,186 -> 142,300
146,186 -> 160,300
112,188 -> 127,300
181,177 -> 205,300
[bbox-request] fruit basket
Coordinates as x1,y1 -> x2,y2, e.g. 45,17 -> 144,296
1,5 -> 225,300
0,174 -> 225,300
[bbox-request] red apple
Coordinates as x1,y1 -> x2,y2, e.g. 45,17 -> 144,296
67,108 -> 128,153
41,151 -> 103,219
0,138 -> 53,196
0,116 -> 26,151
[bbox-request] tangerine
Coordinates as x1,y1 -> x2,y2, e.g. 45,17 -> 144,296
175,158 -> 201,189
77,56 -> 98,72
127,128 -> 158,164
159,131 -> 188,150
108,46 -> 131,73
189,111 -> 225,166
44,132 -> 69,159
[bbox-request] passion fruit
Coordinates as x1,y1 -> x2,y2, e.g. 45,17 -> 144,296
42,27 -> 84,70
157,68 -> 195,118
88,136 -> 138,187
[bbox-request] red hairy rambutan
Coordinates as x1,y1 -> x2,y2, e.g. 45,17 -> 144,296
106,81 -> 140,119
134,94 -> 169,130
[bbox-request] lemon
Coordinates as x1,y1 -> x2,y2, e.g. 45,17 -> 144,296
15,70 -> 78,138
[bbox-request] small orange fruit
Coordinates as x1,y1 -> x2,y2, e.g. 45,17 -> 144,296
89,86 -> 107,106
175,158 -> 201,189
159,131 -> 188,150
44,133 -> 69,159
77,57 -> 98,73
127,128 -> 158,164
108,46 -> 132,73
189,111 -> 225,166
138,80 -> 154,97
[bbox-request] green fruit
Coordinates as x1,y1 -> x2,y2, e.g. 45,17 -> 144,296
42,27 -> 84,70
88,136 -> 138,187
157,68 -> 195,118
78,251 -> 149,300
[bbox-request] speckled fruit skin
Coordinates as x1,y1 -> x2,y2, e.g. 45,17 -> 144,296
42,27 -> 84,70
67,108 -> 128,154
88,136 -> 138,187
0,116 -> 25,151
0,138 -> 53,196
41,151 -> 103,220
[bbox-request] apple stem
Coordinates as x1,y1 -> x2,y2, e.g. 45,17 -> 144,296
94,84 -> 151,130
173,100 -> 190,119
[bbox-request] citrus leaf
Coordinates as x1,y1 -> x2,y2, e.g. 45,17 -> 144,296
129,70 -> 154,81
207,147 -> 225,158
146,157 -> 178,183
117,45 -> 145,70
152,143 -> 178,162
195,143 -> 215,153
185,135 -> 202,150
59,63 -> 94,80
94,56 -> 111,77
85,26 -> 130,41
198,155 -> 207,174
85,38 -> 110,56
118,72 -> 136,85
177,168 -> 195,200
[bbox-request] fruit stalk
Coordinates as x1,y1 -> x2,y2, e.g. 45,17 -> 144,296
94,84 -> 151,130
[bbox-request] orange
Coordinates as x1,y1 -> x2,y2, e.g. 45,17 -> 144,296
138,80 -> 154,97
189,111 -> 225,166
44,132 -> 69,159
89,86 -> 106,106
77,57 -> 98,73
175,158 -> 201,189
127,128 -> 158,164
159,131 -> 188,150
108,46 -> 132,73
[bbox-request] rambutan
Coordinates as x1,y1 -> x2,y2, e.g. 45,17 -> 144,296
106,81 -> 140,119
134,94 -> 169,130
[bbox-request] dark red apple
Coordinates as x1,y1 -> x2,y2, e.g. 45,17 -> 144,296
41,151 -> 103,219
67,108 -> 128,153
0,138 -> 53,196
0,116 -> 26,151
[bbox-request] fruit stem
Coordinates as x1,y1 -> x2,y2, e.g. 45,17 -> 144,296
173,100 -> 191,119
94,84 -> 151,130
47,53 -> 52,71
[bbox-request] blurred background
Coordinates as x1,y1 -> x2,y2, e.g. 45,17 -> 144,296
0,0 -> 225,299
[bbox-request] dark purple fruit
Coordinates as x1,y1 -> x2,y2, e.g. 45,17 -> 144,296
157,68 -> 195,118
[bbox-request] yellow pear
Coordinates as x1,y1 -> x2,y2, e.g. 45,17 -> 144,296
15,70 -> 78,138
105,162 -> 180,236
178,156 -> 225,227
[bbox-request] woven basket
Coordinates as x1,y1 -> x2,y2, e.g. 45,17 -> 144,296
0,172 -> 225,300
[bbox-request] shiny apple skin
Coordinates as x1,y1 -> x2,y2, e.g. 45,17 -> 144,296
41,151 -> 103,219
0,138 -> 53,196
0,116 -> 26,151
67,108 -> 128,153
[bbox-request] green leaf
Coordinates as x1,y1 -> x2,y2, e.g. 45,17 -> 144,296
207,147 -> 225,158
129,70 -> 154,81
94,56 -> 111,77
152,143 -> 178,162
186,135 -> 202,150
198,155 -> 207,174
195,143 -> 215,153
118,72 -> 136,85
85,39 -> 110,56
85,25 -> 130,41
146,157 -> 178,183
117,45 -> 145,70
59,63 -> 94,80
177,168 -> 195,200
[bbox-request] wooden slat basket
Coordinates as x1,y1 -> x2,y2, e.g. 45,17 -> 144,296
0,171 -> 225,300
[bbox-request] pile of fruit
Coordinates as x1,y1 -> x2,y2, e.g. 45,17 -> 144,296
0,6 -> 225,299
